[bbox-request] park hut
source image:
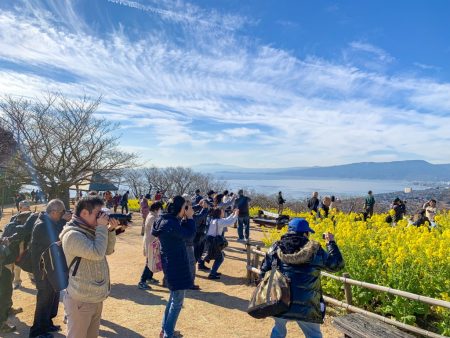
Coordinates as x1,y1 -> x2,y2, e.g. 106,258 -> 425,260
71,172 -> 118,198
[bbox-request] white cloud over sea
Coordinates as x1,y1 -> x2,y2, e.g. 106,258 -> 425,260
0,0 -> 449,168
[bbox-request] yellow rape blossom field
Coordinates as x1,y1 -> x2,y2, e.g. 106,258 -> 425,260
252,206 -> 450,335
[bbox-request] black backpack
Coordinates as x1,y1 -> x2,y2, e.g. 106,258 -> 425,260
40,242 -> 81,292
13,213 -> 40,272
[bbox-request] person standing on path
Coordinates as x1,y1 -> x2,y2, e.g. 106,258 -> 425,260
140,194 -> 151,236
152,196 -> 196,338
121,191 -> 129,214
139,201 -> 163,290
60,196 -> 119,338
234,189 -> 251,242
259,218 -> 344,338
29,199 -> 72,338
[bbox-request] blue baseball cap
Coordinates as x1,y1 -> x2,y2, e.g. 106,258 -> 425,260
288,218 -> 315,233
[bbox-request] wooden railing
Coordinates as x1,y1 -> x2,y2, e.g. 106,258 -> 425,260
245,242 -> 450,338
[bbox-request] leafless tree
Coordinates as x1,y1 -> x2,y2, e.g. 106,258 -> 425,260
0,93 -> 138,206
143,166 -> 226,198
123,169 -> 148,198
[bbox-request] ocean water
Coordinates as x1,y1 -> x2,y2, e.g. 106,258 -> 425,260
226,178 -> 433,199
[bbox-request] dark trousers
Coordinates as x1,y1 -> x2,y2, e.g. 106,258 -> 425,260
194,239 -> 206,262
0,267 -> 13,323
29,279 -> 59,337
140,262 -> 153,283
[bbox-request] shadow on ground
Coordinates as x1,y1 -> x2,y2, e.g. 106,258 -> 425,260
110,283 -> 166,306
100,319 -> 146,338
185,290 -> 249,311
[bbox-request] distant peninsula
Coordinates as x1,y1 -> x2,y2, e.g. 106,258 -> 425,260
194,160 -> 450,181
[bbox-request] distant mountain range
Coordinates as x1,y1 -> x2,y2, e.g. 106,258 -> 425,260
193,160 -> 450,181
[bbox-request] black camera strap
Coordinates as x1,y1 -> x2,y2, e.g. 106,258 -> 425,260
68,256 -> 82,277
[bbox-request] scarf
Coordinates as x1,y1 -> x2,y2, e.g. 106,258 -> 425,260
67,215 -> 96,236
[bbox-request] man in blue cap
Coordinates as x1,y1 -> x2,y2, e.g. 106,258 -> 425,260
259,218 -> 344,338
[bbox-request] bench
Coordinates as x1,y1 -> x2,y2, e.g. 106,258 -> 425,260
252,210 -> 289,230
333,313 -> 414,338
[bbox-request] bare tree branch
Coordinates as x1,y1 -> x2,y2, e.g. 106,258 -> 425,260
0,93 -> 139,206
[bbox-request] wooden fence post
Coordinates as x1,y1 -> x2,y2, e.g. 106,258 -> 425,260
252,245 -> 261,285
343,272 -> 353,311
246,242 -> 252,284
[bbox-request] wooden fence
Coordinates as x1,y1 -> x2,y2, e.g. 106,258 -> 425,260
245,243 -> 450,338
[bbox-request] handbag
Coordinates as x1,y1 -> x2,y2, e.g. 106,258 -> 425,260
204,220 -> 228,262
149,239 -> 162,273
247,258 -> 291,319
214,219 -> 228,249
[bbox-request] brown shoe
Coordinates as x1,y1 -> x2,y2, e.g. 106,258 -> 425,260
0,322 -> 16,333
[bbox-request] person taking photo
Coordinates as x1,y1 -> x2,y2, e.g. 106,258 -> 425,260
60,196 -> 119,338
152,196 -> 196,338
259,218 -> 344,338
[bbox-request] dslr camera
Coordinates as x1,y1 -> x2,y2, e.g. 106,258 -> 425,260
108,213 -> 133,226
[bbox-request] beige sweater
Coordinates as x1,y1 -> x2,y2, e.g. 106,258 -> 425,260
60,224 -> 116,303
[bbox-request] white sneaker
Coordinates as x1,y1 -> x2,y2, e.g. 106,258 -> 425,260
237,238 -> 245,243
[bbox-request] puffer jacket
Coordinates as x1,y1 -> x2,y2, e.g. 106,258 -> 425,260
152,213 -> 195,291
259,232 -> 344,323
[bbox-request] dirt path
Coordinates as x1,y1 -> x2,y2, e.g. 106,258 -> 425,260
1,206 -> 342,338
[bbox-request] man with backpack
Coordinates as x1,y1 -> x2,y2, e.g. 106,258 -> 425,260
29,199 -> 71,338
0,233 -> 23,333
59,196 -> 119,338
6,200 -> 34,289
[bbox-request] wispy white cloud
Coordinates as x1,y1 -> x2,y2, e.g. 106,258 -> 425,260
413,62 -> 440,71
223,127 -> 261,138
0,0 -> 449,167
349,41 -> 395,63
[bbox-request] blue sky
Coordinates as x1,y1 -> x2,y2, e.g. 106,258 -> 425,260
1,0 -> 449,168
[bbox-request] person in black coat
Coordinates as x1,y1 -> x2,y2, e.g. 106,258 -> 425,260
1,235 -> 19,333
193,200 -> 209,269
307,192 -> 320,214
259,218 -> 344,338
152,196 -> 195,338
277,191 -> 286,215
29,199 -> 71,338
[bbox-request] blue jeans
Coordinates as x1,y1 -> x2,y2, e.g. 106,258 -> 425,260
271,317 -> 322,338
210,252 -> 224,275
237,216 -> 250,240
162,290 -> 186,338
